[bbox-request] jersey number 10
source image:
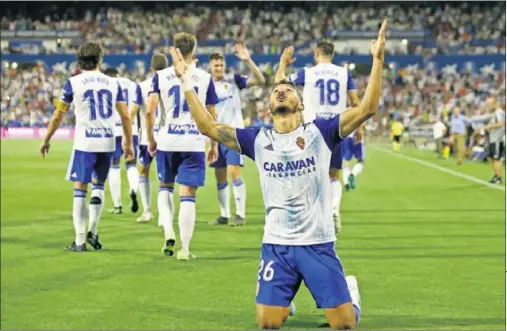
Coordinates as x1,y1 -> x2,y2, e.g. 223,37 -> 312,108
169,86 -> 198,118
83,89 -> 113,120
315,78 -> 340,106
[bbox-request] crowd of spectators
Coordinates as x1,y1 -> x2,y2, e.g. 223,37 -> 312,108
2,2 -> 505,55
2,60 -> 504,139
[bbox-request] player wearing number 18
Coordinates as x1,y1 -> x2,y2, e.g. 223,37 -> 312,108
276,40 -> 360,234
146,32 -> 219,260
169,20 -> 388,329
39,41 -> 134,252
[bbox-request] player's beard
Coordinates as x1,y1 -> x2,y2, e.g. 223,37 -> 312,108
271,105 -> 297,116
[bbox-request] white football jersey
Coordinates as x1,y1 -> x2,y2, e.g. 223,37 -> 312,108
114,77 -> 142,137
236,116 -> 342,245
59,70 -> 125,152
150,65 -> 218,152
214,73 -> 247,128
138,77 -> 161,145
290,63 -> 356,123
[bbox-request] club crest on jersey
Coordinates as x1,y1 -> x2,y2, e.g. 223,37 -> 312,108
296,137 -> 305,150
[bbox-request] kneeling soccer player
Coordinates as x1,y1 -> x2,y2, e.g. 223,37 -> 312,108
168,20 -> 388,329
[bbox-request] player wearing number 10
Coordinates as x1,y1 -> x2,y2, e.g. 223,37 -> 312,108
146,32 -> 219,260
277,41 -> 360,234
40,41 -> 134,252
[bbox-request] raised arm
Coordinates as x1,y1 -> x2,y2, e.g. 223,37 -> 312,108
167,48 -> 240,151
235,43 -> 266,87
339,20 -> 387,138
275,46 -> 297,84
186,91 -> 239,151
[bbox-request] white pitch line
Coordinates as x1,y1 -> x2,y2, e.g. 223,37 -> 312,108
372,146 -> 505,192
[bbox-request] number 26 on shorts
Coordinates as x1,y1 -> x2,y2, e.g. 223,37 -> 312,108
258,259 -> 275,282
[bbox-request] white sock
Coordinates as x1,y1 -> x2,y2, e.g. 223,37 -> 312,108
108,165 -> 122,208
158,187 -> 174,239
73,189 -> 87,245
232,178 -> 246,218
179,196 -> 196,253
342,165 -> 351,184
217,182 -> 230,218
352,163 -> 364,177
126,164 -> 140,193
88,184 -> 105,235
330,179 -> 342,215
139,175 -> 151,212
346,276 -> 362,325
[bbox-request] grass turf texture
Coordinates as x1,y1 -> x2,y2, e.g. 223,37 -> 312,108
1,139 -> 505,330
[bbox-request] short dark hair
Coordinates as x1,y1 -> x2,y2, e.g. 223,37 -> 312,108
274,79 -> 302,101
151,53 -> 168,71
209,53 -> 224,61
316,40 -> 335,57
77,41 -> 104,70
103,67 -> 119,77
174,32 -> 197,57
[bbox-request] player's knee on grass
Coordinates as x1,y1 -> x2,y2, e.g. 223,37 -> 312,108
215,168 -> 227,183
228,165 -> 241,180
256,305 -> 288,330
325,303 -> 357,330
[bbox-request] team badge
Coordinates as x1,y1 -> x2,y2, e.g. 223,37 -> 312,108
296,137 -> 305,150
224,84 -> 228,90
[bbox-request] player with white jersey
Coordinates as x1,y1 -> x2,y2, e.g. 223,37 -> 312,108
40,41 -> 134,251
166,20 -> 387,327
277,41 -> 360,233
208,45 -> 266,227
130,53 -> 169,223
342,123 -> 366,191
104,68 -> 142,215
146,33 -> 219,260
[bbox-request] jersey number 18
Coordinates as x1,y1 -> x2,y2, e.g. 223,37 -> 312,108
315,79 -> 340,106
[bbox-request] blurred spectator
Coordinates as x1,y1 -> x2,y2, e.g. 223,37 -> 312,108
2,2 -> 505,55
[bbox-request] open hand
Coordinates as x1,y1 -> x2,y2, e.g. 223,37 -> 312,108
235,42 -> 251,61
370,20 -> 387,61
168,47 -> 197,79
280,46 -> 296,67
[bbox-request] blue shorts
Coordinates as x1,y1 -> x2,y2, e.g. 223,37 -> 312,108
138,145 -> 154,166
66,149 -> 113,184
342,137 -> 364,162
210,144 -> 244,168
156,151 -> 206,187
256,242 -> 351,309
329,143 -> 343,170
113,136 -> 139,161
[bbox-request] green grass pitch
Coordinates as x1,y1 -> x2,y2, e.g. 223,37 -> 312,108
1,139 -> 505,330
